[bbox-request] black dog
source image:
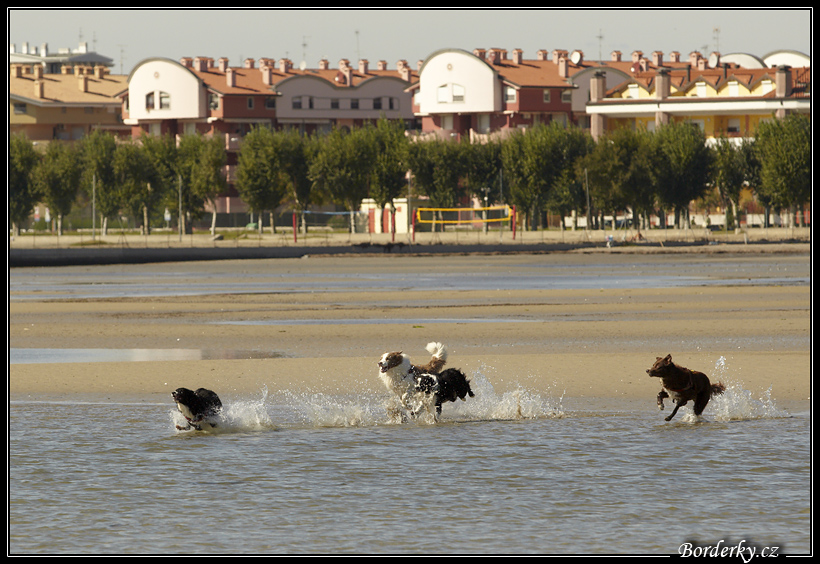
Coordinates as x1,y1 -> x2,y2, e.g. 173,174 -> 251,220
414,368 -> 475,419
171,387 -> 223,430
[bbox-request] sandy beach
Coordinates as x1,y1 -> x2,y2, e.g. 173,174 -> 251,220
9,242 -> 811,411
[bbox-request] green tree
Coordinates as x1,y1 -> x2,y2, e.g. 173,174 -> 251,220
191,135 -> 227,235
652,121 -> 712,228
235,126 -> 289,234
501,124 -> 569,230
9,134 -> 41,236
310,126 -> 376,232
368,119 -> 410,235
754,113 -> 811,227
32,141 -> 81,235
710,136 -> 747,230
114,140 -> 157,233
407,138 -> 467,231
79,130 -> 119,235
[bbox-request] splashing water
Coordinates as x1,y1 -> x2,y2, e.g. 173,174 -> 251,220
707,356 -> 785,421
170,387 -> 276,433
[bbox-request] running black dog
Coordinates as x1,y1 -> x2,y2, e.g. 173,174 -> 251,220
171,387 -> 223,430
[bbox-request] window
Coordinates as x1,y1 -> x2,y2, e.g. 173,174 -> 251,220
331,98 -> 339,109
247,97 -> 254,110
145,92 -> 154,110
373,97 -> 382,110
265,97 -> 276,110
505,87 -> 516,102
14,103 -> 27,114
543,89 -> 551,103
292,97 -> 302,110
727,118 -> 741,133
561,90 -> 572,104
438,83 -> 466,103
159,91 -> 170,109
351,98 -> 359,110
209,93 -> 220,111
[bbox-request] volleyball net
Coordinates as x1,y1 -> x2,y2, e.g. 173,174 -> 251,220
414,205 -> 514,227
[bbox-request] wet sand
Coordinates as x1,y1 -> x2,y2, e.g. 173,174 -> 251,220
9,246 -> 811,409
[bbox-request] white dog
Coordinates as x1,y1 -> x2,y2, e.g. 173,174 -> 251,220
377,342 -> 447,417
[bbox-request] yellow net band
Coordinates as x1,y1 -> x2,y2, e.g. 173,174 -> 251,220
414,206 -> 512,225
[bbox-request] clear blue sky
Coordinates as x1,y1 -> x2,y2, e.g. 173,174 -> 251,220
8,8 -> 812,75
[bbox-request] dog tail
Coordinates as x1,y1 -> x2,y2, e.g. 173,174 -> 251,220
711,382 -> 726,397
426,341 -> 447,361
423,342 -> 448,373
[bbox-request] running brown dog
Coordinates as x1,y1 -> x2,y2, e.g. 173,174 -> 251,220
647,354 -> 726,421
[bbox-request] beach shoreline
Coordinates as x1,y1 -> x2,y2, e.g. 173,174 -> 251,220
10,245 -> 810,412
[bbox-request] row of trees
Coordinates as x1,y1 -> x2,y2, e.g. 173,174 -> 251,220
9,114 -> 810,237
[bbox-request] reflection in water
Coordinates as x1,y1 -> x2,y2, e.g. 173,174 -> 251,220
9,348 -> 283,365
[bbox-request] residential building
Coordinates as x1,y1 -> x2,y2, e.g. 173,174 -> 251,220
9,62 -> 129,141
408,47 -> 580,141
10,41 -> 115,73
123,55 -> 419,216
585,49 -> 810,141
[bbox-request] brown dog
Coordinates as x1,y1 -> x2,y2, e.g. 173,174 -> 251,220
647,354 -> 726,421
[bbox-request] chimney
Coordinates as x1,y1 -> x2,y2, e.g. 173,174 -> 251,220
652,51 -> 663,67
489,49 -> 502,64
397,59 -> 411,81
552,49 -> 566,64
11,64 -> 22,78
776,65 -> 792,98
689,51 -> 701,67
261,65 -> 273,85
377,60 -> 388,71
279,58 -> 291,73
78,74 -> 88,92
611,50 -> 622,62
34,79 -> 44,98
194,57 -> 208,72
226,67 -> 236,87
40,43 -> 48,57
590,70 -> 606,102
244,58 -> 255,69
358,59 -> 369,74
94,65 -> 106,79
655,68 -> 670,99
473,48 -> 486,60
218,57 -> 229,72
180,57 -> 193,68
640,58 -> 649,72
33,65 -> 43,79
669,51 -> 681,63
536,49 -> 549,61
631,50 -> 643,63
319,58 -> 329,70
558,56 -> 569,78
512,49 -> 523,64
698,57 -> 707,71
61,65 -> 71,74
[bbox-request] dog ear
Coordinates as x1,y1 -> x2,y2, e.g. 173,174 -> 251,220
663,354 -> 672,363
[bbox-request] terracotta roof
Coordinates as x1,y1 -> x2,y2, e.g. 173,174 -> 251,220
9,70 -> 127,104
182,58 -> 417,95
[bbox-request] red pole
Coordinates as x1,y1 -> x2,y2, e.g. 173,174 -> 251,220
512,206 -> 517,240
412,209 -> 416,243
292,210 -> 297,243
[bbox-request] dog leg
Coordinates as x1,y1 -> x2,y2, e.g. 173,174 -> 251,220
692,392 -> 711,416
657,390 -> 669,410
664,399 -> 688,422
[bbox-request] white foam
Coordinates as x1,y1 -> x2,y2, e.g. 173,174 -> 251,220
707,356 -> 785,421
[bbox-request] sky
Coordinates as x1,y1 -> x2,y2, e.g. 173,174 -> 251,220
8,8 -> 813,75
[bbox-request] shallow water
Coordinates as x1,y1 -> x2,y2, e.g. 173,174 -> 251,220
9,358 -> 810,555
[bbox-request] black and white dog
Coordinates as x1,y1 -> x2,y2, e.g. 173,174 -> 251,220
414,368 -> 475,419
377,342 -> 473,420
171,387 -> 223,431
378,342 -> 447,414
